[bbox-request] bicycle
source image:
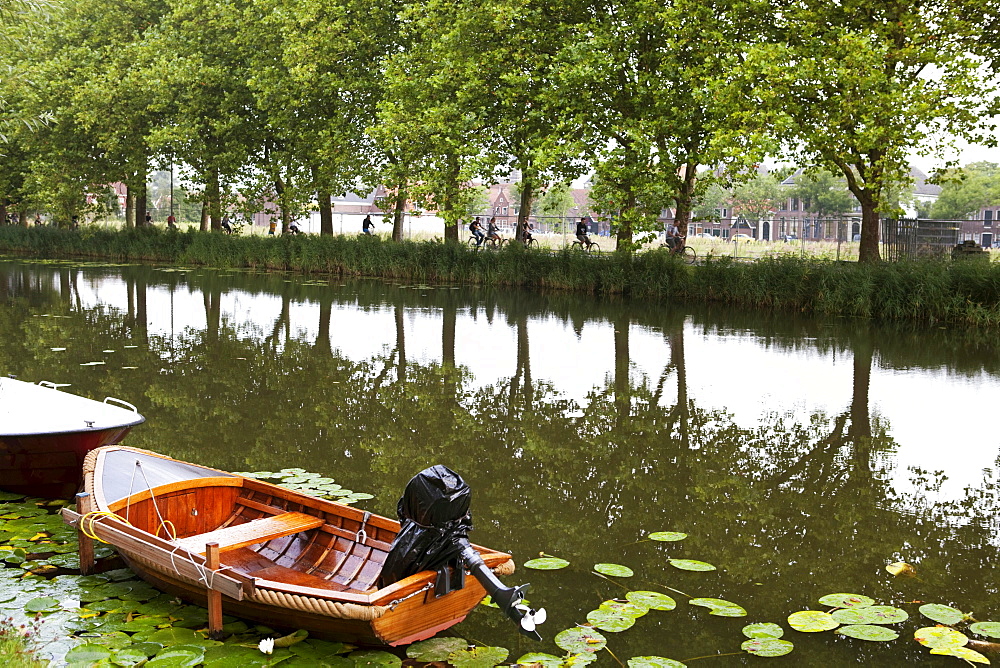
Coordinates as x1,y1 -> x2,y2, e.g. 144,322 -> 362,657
468,234 -> 487,248
571,238 -> 601,254
483,235 -> 506,249
522,236 -> 538,248
661,237 -> 697,264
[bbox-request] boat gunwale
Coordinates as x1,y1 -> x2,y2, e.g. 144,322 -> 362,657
0,378 -> 146,437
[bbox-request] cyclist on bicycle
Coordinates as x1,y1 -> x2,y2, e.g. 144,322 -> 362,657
486,216 -> 502,244
520,219 -> 534,244
664,221 -> 683,252
470,217 -> 485,247
576,217 -> 592,247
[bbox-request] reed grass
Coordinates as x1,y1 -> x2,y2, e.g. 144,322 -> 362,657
2,226 -> 1000,327
0,617 -> 47,668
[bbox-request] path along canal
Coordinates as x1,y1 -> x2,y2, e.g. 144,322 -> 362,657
1,257 -> 999,665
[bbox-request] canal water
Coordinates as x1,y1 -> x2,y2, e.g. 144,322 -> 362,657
1,256 -> 999,665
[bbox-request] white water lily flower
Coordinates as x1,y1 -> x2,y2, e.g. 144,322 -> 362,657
259,638 -> 275,655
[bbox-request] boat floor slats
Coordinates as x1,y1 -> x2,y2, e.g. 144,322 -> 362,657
174,512 -> 324,554
220,548 -> 358,593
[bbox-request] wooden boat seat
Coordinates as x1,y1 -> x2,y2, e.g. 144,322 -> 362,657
175,512 -> 325,555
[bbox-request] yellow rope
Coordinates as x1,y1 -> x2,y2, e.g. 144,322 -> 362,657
155,519 -> 178,541
79,511 -> 130,544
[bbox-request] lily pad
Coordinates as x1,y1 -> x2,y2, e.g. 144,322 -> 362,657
555,627 -> 608,654
24,595 -> 60,612
788,610 -> 839,632
147,647 -> 205,667
836,624 -> 900,641
594,563 -> 633,577
65,643 -> 113,663
970,621 -> 1000,639
742,622 -> 784,639
690,598 -> 747,617
831,605 -> 908,625
929,646 -> 990,663
516,653 -> 565,667
523,557 -> 570,570
668,559 -> 716,572
113,647 -> 153,666
627,658 -> 687,667
919,603 -> 965,625
818,593 -> 874,609
406,637 -> 468,661
886,562 -> 916,577
348,650 -> 403,666
586,608 -> 637,632
598,600 -> 648,617
741,638 -> 794,657
648,532 -> 687,542
146,627 -> 202,646
447,646 -> 510,667
914,626 -> 969,649
626,591 -> 676,611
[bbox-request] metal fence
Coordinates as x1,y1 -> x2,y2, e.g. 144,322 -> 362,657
881,218 -> 961,261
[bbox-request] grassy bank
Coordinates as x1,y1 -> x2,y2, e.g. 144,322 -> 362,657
2,225 -> 1000,326
0,618 -> 47,668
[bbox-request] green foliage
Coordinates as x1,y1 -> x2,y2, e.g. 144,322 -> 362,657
792,170 -> 854,217
930,162 -> 1000,220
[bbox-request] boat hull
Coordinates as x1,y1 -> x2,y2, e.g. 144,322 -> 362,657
0,426 -> 134,498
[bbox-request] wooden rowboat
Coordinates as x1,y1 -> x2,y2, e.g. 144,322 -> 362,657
0,377 -> 144,499
62,446 -> 516,646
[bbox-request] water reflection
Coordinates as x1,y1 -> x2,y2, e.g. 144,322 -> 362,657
2,258 -> 1000,664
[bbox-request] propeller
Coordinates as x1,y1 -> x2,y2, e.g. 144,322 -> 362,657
518,605 -> 547,633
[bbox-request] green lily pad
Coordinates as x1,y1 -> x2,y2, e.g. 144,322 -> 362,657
626,591 -> 676,611
586,608 -> 637,632
743,622 -> 784,639
594,563 -> 633,577
788,610 -> 839,632
523,557 -> 570,570
516,653 -> 565,667
818,593 -> 874,609
289,639 -> 354,660
914,626 -> 968,649
668,559 -> 716,572
555,627 -> 608,653
969,621 -> 1000,639
0,492 -> 26,502
146,627 -> 202,646
919,603 -> 965,625
65,644 -> 113,663
130,642 -> 165,657
647,532 -> 687,542
201,644 -> 272,667
447,646 -> 509,667
689,598 -> 747,617
598,600 -> 648,617
831,605 -> 908,625
24,596 -> 60,612
627,658 -> 687,667
406,637 -> 468,661
837,624 -> 899,641
348,650 -> 403,666
147,647 -> 205,667
929,646 -> 990,663
741,638 -> 794,657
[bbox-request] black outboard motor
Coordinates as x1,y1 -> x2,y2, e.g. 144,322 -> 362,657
378,465 -> 546,640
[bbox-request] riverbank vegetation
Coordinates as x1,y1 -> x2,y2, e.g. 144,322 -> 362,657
0,617 -> 47,668
3,226 -> 1000,327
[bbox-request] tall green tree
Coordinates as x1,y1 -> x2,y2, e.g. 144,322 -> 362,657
738,0 -> 996,262
793,169 -> 855,217
930,162 -> 1000,219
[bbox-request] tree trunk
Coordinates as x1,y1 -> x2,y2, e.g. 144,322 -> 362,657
0,205 -> 6,226
615,192 -> 635,251
673,161 -> 698,234
516,178 -> 534,242
443,154 -> 460,243
207,168 -> 222,231
135,180 -> 148,227
200,201 -> 209,232
391,181 -> 406,242
17,207 -> 27,229
318,188 -> 333,236
857,194 -> 881,263
125,191 -> 135,228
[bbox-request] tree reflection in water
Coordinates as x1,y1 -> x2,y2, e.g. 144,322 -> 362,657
1,259 -> 999,664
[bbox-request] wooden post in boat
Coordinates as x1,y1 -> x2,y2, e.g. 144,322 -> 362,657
75,493 -> 95,576
205,541 -> 223,639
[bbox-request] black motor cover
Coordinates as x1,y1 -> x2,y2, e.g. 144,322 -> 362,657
378,465 -> 473,587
